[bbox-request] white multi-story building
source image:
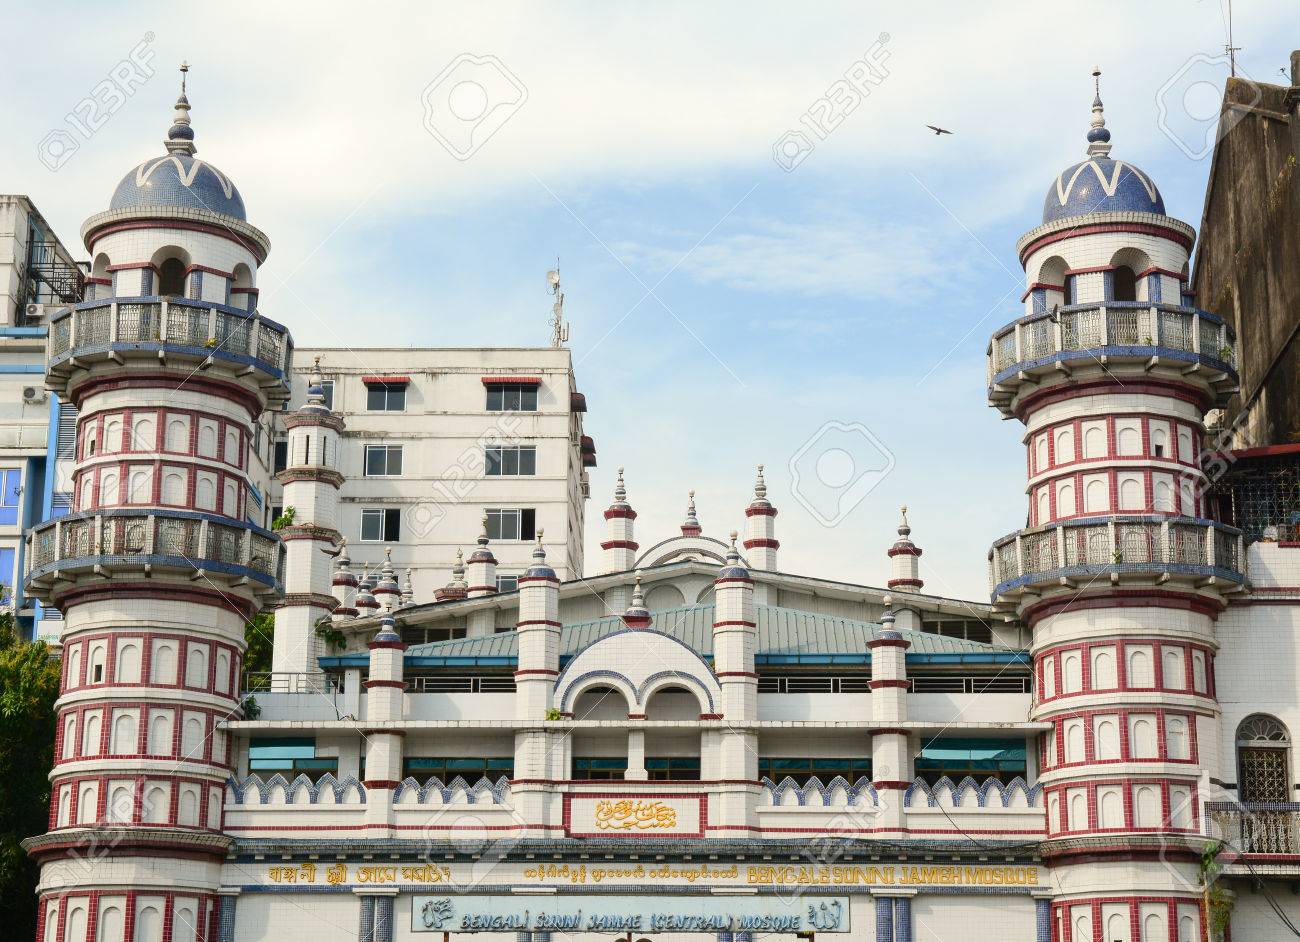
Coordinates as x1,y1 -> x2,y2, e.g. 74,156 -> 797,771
269,347 -> 591,601
20,70 -> 1300,942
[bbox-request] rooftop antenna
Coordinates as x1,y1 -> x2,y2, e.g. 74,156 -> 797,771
546,261 -> 569,348
1225,0 -> 1240,77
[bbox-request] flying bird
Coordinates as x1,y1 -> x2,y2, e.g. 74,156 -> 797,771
926,125 -> 954,136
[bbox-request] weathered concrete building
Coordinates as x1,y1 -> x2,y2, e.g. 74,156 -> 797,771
1193,52 -> 1300,450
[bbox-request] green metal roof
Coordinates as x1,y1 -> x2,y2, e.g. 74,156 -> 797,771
358,604 -> 1027,670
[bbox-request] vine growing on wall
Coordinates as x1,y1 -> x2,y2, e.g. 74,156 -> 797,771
1200,840 -> 1234,941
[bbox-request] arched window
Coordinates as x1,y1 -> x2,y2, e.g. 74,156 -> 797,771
1112,265 -> 1137,302
158,258 -> 186,296
1237,714 -> 1291,803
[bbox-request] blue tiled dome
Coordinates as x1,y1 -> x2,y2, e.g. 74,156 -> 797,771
109,153 -> 246,221
1042,156 -> 1164,224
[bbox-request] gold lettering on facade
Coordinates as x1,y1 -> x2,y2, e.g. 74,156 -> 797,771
593,799 -> 678,830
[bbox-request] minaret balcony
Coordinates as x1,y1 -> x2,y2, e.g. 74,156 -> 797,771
987,514 -> 1244,605
45,298 -> 292,402
26,508 -> 283,603
987,302 -> 1238,416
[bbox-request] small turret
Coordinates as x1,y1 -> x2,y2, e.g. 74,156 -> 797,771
622,574 -> 652,629
744,465 -> 779,588
886,505 -> 924,593
373,548 -> 401,613
465,516 -> 498,598
435,550 -> 469,603
331,539 -> 359,621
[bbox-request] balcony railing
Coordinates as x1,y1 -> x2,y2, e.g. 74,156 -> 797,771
988,515 -> 1244,599
27,509 -> 283,598
1208,802 -> 1300,855
244,672 -> 344,694
46,298 -> 293,395
987,303 -> 1237,411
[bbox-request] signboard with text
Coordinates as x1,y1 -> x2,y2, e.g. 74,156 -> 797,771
562,793 -> 706,838
411,893 -> 851,934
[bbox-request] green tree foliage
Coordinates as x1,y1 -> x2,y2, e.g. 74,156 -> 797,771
244,611 -> 274,675
0,611 -> 61,939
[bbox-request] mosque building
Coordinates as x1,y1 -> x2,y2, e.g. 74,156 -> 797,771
19,68 -> 1300,942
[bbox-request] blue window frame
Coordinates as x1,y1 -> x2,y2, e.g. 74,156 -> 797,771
0,548 -> 14,603
0,469 -> 21,525
248,737 -> 338,781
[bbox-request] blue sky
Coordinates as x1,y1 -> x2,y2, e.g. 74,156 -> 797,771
2,1 -> 1294,601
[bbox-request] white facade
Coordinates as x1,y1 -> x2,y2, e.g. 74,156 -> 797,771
269,347 -> 590,599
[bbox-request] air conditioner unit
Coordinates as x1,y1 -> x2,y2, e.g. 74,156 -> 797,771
24,303 -> 44,322
22,386 -> 48,404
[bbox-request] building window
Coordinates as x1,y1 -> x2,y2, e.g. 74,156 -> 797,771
364,444 -> 403,476
485,445 -> 536,476
572,757 -> 627,781
273,440 -> 288,473
758,757 -> 872,786
248,737 -> 338,782
486,383 -> 537,412
914,736 -> 1027,785
920,618 -> 993,644
495,574 -> 519,593
366,383 -> 407,412
1237,714 -> 1291,803
485,508 -> 535,541
401,626 -> 470,647
361,508 -> 401,542
0,547 -> 15,604
0,469 -> 21,526
319,380 -> 334,410
402,757 -> 513,784
1112,265 -> 1138,303
645,757 -> 701,781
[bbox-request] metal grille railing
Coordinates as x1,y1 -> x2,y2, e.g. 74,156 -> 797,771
47,301 -> 291,374
116,302 -> 159,342
990,304 -> 1235,380
167,304 -> 210,345
243,672 -> 344,694
991,517 -> 1244,589
1208,803 -> 1300,855
27,513 -> 284,585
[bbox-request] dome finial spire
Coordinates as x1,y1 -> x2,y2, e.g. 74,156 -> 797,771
1086,66 -> 1112,158
166,61 -> 197,156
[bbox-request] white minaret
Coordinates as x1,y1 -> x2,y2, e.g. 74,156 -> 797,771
25,68 -> 289,942
331,539 -> 359,621
272,357 -> 345,678
988,71 -> 1243,940
885,506 -> 924,632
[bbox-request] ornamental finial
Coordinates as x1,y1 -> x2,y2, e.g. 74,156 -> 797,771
166,61 -> 197,156
614,466 -> 627,504
1086,66 -> 1112,158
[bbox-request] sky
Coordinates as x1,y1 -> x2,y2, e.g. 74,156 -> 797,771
2,1 -> 1293,601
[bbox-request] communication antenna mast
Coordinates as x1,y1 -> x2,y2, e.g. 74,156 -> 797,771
547,261 -> 569,348
1225,0 -> 1241,77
